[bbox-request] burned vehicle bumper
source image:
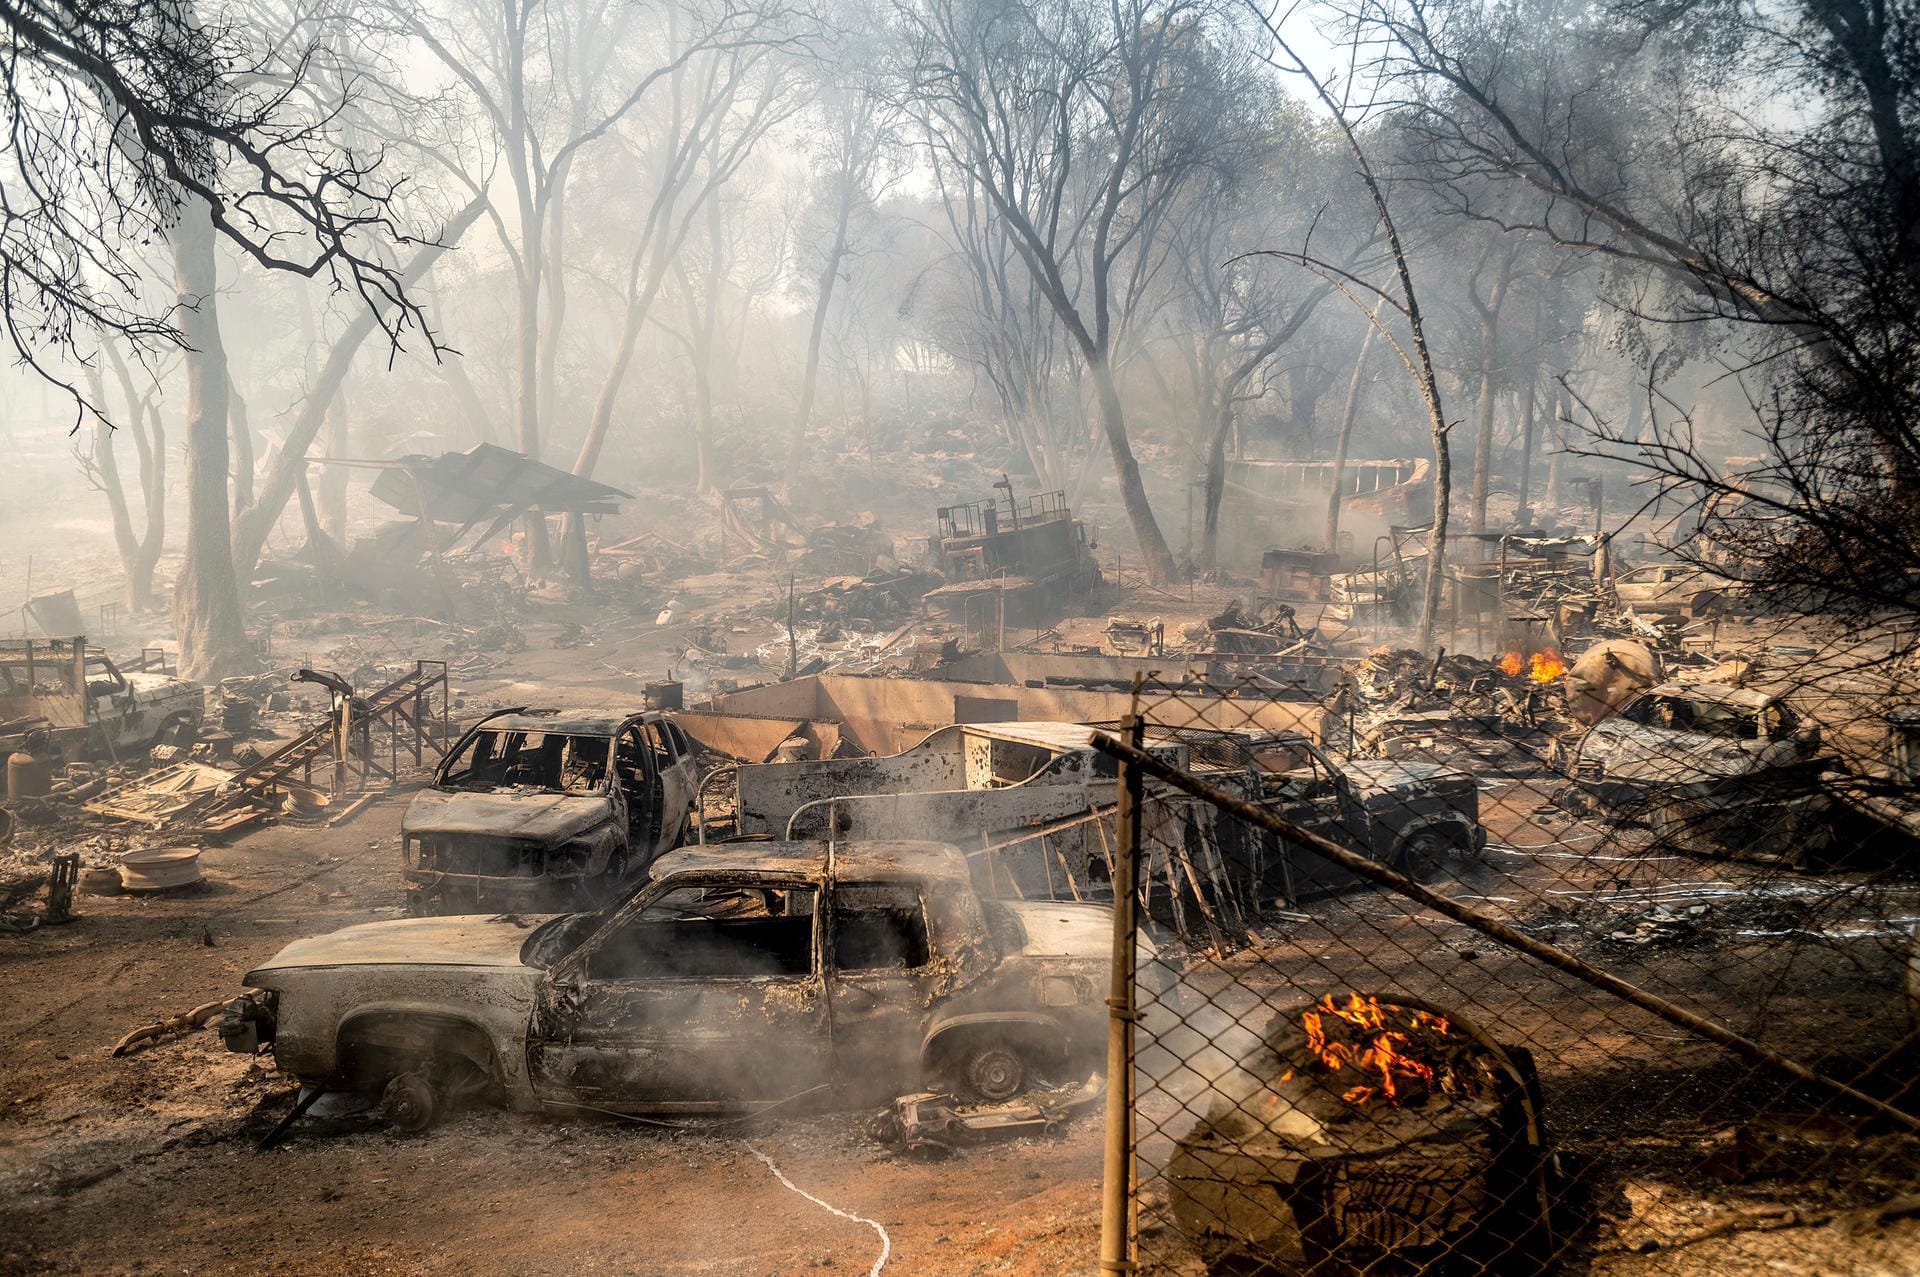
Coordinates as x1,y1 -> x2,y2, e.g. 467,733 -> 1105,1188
221,915 -> 549,1109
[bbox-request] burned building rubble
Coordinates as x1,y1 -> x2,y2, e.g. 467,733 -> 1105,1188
715,719 -> 1484,944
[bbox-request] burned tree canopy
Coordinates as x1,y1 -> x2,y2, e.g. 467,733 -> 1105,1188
0,0 -> 436,400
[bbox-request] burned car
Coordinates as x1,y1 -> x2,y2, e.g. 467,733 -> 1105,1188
1611,563 -> 1740,615
222,841 -> 1149,1129
1569,682 -> 1828,862
402,709 -> 697,915
1237,733 -> 1488,891
0,637 -> 202,760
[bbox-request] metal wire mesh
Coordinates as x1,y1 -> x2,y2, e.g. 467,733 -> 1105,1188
1104,663 -> 1920,1275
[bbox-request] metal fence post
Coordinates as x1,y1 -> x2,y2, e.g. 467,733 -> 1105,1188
1099,703 -> 1145,1273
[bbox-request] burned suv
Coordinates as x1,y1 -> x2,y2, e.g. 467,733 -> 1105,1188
221,842 -> 1148,1128
402,709 -> 698,915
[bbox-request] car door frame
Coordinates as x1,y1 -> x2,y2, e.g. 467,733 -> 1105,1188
525,870 -> 832,1111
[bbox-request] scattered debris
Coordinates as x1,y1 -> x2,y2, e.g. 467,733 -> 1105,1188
870,1078 -> 1104,1156
111,997 -> 241,1057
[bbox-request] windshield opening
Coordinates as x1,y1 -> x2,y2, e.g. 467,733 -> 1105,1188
441,729 -> 614,792
1621,695 -> 1761,740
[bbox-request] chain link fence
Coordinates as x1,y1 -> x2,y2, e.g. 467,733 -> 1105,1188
1090,651 -> 1920,1275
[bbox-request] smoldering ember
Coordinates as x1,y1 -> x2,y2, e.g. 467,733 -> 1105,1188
4,3 -> 1920,1276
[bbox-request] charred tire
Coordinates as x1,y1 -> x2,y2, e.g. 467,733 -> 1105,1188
958,1040 -> 1028,1103
381,1071 -> 438,1133
1397,829 -> 1476,883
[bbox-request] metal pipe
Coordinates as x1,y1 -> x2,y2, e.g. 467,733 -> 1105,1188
1097,708 -> 1145,1272
785,794 -> 846,841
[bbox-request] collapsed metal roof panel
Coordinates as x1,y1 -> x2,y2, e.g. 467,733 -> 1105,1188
346,443 -> 631,521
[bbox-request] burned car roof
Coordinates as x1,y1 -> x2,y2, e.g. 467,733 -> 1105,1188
652,839 -> 974,883
478,709 -> 664,736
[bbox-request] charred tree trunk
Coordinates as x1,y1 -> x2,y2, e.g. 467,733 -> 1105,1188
538,168 -> 573,433
515,270 -> 551,575
1516,380 -> 1538,522
1092,350 -> 1176,584
1546,385 -> 1569,510
1467,251 -> 1515,535
788,199 -> 852,471
437,354 -> 500,447
690,196 -> 725,495
1326,305 -> 1382,554
81,367 -> 151,613
170,197 -> 253,680
320,384 -> 350,542
1198,390 -> 1232,571
101,340 -> 166,611
228,197 -> 485,579
228,375 -> 253,515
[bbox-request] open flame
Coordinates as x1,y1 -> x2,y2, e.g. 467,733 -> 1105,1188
1499,649 -> 1567,681
1528,649 -> 1566,681
1300,993 -> 1452,1107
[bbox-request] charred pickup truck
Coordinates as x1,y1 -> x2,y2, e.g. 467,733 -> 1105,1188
220,841 -> 1155,1129
0,637 -> 202,761
402,709 -> 698,915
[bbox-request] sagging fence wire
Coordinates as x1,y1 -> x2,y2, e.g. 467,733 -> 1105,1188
1089,672 -> 1920,1274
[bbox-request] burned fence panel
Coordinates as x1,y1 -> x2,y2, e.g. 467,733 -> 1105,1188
1102,676 -> 1920,1276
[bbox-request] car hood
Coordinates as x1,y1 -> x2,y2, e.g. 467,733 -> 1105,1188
1339,757 -> 1461,796
247,914 -> 556,979
998,900 -> 1113,959
1578,720 -> 1803,784
404,787 -> 609,843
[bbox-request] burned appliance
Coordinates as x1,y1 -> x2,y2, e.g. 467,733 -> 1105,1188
1169,992 -> 1551,1275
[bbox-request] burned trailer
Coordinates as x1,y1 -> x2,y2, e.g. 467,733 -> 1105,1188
402,708 -> 698,915
221,841 -> 1157,1129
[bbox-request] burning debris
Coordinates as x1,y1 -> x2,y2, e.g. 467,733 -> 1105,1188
1168,993 -> 1551,1274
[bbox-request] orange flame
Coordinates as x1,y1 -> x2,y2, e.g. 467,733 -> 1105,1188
1529,649 -> 1567,681
1299,993 -> 1452,1107
1498,651 -> 1524,676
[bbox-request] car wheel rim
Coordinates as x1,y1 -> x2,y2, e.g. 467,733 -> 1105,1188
381,1073 -> 437,1134
967,1048 -> 1024,1101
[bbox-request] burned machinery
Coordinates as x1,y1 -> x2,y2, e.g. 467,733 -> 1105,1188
923,480 -> 1101,628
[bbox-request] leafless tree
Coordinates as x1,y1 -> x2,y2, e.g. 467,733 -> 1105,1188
903,0 -> 1253,584
786,32 -> 906,469
561,18 -> 805,564
1246,7 -> 1456,652
77,341 -> 170,611
1353,0 -> 1920,620
0,0 -> 436,399
384,0 -> 799,571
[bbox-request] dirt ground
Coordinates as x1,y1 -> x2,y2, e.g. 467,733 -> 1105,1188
0,794 -> 1112,1277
